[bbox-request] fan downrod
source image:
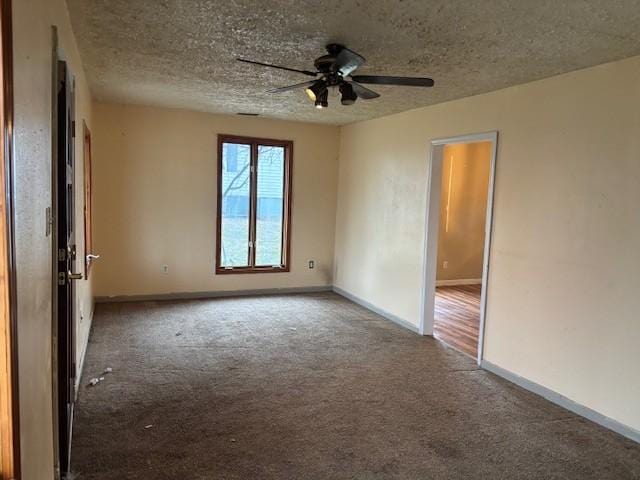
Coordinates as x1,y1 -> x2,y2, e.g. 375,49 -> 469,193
314,44 -> 346,73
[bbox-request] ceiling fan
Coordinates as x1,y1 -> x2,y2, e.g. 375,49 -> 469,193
237,44 -> 434,109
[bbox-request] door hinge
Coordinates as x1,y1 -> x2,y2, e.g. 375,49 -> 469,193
58,271 -> 66,286
72,120 -> 76,138
58,248 -> 66,261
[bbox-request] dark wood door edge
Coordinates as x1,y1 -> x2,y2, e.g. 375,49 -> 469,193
1,0 -> 21,478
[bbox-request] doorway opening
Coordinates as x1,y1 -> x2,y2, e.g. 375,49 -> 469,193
420,132 -> 498,364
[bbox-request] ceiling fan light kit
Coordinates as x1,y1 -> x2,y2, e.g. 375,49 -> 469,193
305,80 -> 326,102
238,44 -> 434,109
339,82 -> 357,105
314,89 -> 329,109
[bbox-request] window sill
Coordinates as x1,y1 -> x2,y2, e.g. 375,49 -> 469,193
215,266 -> 290,275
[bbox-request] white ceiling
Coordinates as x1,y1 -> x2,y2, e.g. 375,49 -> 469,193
66,0 -> 640,125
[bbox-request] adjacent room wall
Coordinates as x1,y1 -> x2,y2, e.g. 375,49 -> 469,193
334,56 -> 640,433
436,142 -> 490,282
13,0 -> 93,477
92,103 -> 340,298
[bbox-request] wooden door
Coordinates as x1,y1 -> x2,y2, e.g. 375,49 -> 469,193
56,60 -> 81,475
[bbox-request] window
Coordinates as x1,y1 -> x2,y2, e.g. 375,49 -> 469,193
216,135 -> 292,273
225,143 -> 238,172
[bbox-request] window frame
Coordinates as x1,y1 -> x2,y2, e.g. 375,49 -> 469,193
215,134 -> 293,274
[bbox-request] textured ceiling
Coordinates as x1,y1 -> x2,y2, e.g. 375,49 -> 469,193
66,0 -> 640,125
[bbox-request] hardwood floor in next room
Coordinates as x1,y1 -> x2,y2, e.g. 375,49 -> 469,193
434,285 -> 481,357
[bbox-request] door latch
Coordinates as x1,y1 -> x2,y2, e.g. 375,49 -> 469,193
58,271 -> 83,285
68,271 -> 83,281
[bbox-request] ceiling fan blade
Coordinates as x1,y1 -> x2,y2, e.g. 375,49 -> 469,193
351,75 -> 435,87
349,81 -> 380,100
267,80 -> 317,94
237,58 -> 317,77
334,47 -> 365,76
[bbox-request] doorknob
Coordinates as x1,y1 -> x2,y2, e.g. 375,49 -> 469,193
86,253 -> 100,263
68,271 -> 83,280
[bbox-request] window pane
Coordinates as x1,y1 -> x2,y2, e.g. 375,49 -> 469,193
220,143 -> 251,267
255,145 -> 285,266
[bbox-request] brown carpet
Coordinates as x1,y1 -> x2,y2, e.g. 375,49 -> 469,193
72,292 -> 640,479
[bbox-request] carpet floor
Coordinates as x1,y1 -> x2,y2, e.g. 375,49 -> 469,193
72,292 -> 640,479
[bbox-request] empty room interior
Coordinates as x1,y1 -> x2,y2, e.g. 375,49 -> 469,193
2,0 -> 640,479
433,141 -> 491,358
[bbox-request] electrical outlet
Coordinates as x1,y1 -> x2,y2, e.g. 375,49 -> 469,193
161,265 -> 169,274
308,260 -> 315,269
443,260 -> 449,269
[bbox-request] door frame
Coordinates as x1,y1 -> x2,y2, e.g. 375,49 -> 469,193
0,0 -> 20,477
419,131 -> 499,365
50,27 -> 61,478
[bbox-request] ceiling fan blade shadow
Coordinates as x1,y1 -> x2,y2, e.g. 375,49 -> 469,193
349,81 -> 380,100
351,75 -> 434,87
268,80 -> 317,93
334,47 -> 365,76
237,58 -> 318,77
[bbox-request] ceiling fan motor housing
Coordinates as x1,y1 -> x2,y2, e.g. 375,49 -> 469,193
314,55 -> 337,74
314,44 -> 347,75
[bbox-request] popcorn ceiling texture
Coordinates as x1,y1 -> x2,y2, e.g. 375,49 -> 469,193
66,0 -> 640,125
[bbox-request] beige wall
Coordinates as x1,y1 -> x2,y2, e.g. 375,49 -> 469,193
436,142 -> 490,281
92,103 -> 339,297
335,56 -> 640,432
13,0 -> 93,477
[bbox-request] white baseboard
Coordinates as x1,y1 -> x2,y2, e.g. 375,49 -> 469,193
95,285 -> 333,303
332,286 -> 419,334
481,360 -> 640,444
75,301 -> 94,397
436,278 -> 482,287
96,284 -> 418,334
